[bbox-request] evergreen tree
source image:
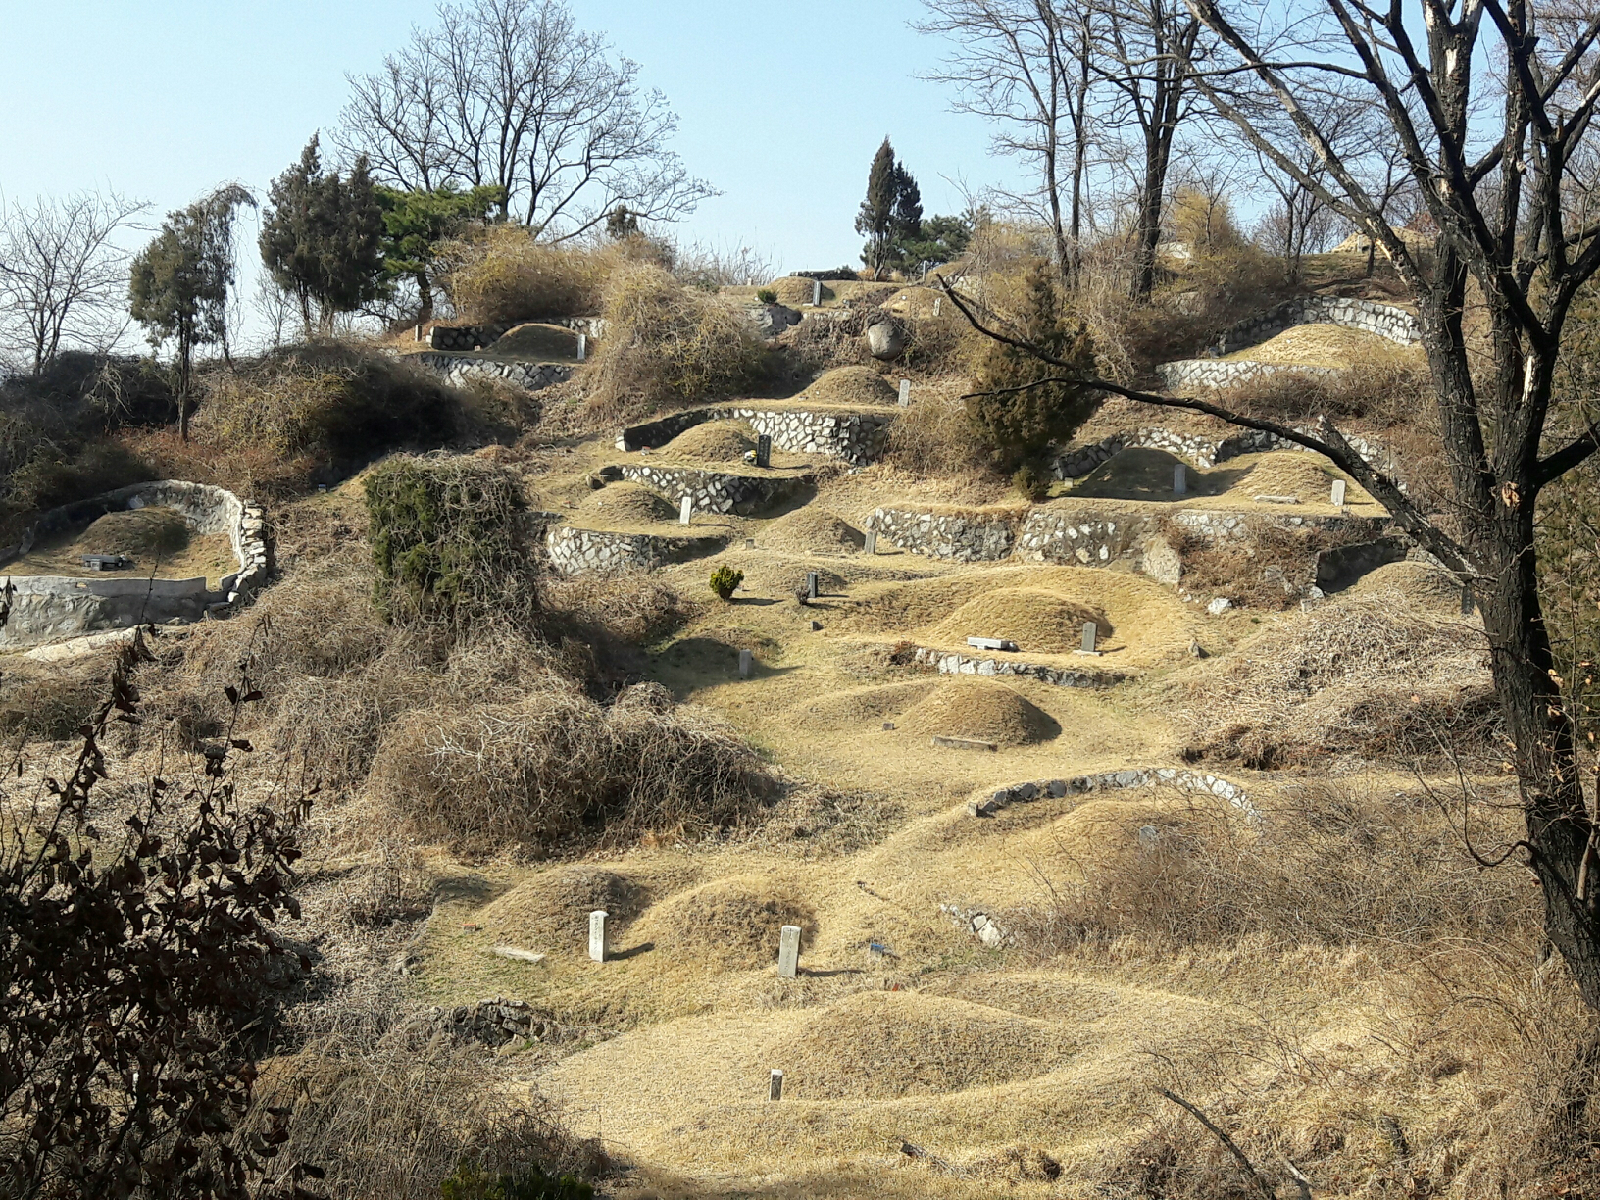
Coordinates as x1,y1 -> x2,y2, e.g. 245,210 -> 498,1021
891,162 -> 923,248
376,183 -> 504,322
128,185 -> 255,440
260,135 -> 385,336
855,138 -> 900,279
965,261 -> 1098,473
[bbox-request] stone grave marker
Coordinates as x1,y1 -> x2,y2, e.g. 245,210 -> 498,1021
576,332 -> 587,362
807,571 -> 819,600
679,495 -> 693,526
413,323 -> 424,342
745,538 -> 756,549
1078,623 -> 1100,655
1330,479 -> 1347,508
967,636 -> 1018,652
769,1069 -> 784,1101
864,530 -> 878,554
812,278 -> 822,306
898,379 -> 911,407
1460,584 -> 1475,616
933,296 -> 942,315
756,433 -> 772,468
588,911 -> 609,962
777,925 -> 802,978
934,735 -> 997,752
739,649 -> 753,678
1173,464 -> 1187,496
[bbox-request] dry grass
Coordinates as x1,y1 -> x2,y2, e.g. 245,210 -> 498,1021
242,1019 -> 603,1199
582,263 -> 770,420
487,322 -> 581,361
0,653 -> 115,743
660,420 -> 757,463
1220,322 -> 1425,370
1172,591 -> 1497,766
435,224 -> 625,324
880,381 -> 991,481
898,677 -> 1060,746
922,588 -> 1107,654
73,507 -> 188,557
632,875 -> 818,969
1164,517 -> 1372,610
802,366 -> 897,407
775,990 -> 1076,1100
541,573 -> 699,645
572,481 -> 678,527
368,677 -> 778,854
786,680 -> 938,732
479,864 -> 656,950
760,507 -> 864,554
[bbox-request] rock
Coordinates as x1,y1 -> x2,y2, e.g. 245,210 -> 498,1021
866,322 -> 906,360
1187,639 -> 1207,658
489,945 -> 546,965
1207,597 -> 1233,615
1139,535 -> 1183,586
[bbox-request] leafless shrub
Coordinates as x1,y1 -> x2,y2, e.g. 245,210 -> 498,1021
368,675 -> 778,853
581,262 -> 770,420
433,224 -> 623,323
241,1018 -> 605,1200
1173,592 -> 1497,767
881,382 -> 992,481
541,572 -> 699,644
1160,517 -> 1369,611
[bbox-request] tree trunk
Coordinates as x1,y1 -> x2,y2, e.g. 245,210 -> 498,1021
1129,140 -> 1169,303
416,270 -> 434,324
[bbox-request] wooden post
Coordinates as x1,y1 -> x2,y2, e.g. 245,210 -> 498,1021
777,925 -> 801,977
588,911 -> 609,962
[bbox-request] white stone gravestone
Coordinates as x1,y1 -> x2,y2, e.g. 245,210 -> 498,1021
812,279 -> 822,306
576,332 -> 587,362
777,925 -> 802,978
898,379 -> 911,407
807,571 -> 819,600
1078,623 -> 1099,655
864,531 -> 877,554
679,495 -> 692,526
1330,479 -> 1346,508
588,911 -> 609,962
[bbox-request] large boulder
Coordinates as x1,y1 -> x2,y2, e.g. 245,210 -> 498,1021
746,303 -> 802,339
866,321 -> 906,360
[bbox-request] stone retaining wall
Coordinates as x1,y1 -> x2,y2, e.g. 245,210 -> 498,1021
545,525 -> 725,575
426,317 -> 605,351
619,464 -> 811,515
1168,508 -> 1383,542
1156,358 -> 1340,392
618,405 -> 892,466
1016,507 -> 1154,566
909,645 -> 1126,689
415,352 -> 572,393
865,506 -> 1019,562
0,480 -> 269,649
1208,294 -> 1421,356
1052,423 -> 1391,478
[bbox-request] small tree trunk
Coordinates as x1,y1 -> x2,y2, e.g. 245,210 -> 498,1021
416,270 -> 434,324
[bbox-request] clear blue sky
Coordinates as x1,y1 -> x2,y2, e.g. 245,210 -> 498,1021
0,0 -> 1019,284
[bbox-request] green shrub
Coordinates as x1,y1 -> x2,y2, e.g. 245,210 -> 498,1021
439,1161 -> 592,1200
755,287 -> 777,304
965,261 -> 1098,471
709,566 -> 744,599
364,455 -> 532,625
1012,463 -> 1050,502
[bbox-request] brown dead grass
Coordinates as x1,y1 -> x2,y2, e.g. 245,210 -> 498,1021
574,481 -> 677,527
786,680 -> 938,732
923,588 -> 1108,654
486,322 -> 581,361
633,875 -> 818,969
1220,322 -> 1425,370
73,507 -> 188,557
898,677 -> 1060,746
1173,591 -> 1496,766
773,990 -> 1076,1100
478,865 -> 656,951
760,507 -> 864,554
802,366 -> 897,407
660,421 -> 757,463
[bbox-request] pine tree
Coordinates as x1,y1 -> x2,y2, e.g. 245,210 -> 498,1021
891,163 -> 923,248
260,135 -> 386,336
966,262 -> 1098,473
855,138 -> 899,280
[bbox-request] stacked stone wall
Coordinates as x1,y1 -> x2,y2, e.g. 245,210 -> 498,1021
1156,358 -> 1340,392
1208,294 -> 1421,355
544,525 -> 725,575
865,506 -> 1019,562
618,405 -> 892,466
0,480 -> 270,649
415,352 -> 571,393
618,464 -> 810,515
1052,423 -> 1391,478
908,645 -> 1125,689
1016,507 -> 1155,565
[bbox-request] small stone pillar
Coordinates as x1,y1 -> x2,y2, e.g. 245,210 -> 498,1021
1173,464 -> 1187,496
588,911 -> 609,962
807,571 -> 818,600
898,379 -> 911,407
739,649 -> 753,678
576,332 -> 587,362
864,531 -> 877,554
1330,479 -> 1346,508
812,278 -> 822,306
756,434 -> 772,468
769,1069 -> 784,1100
1078,623 -> 1099,655
777,925 -> 801,978
679,495 -> 693,526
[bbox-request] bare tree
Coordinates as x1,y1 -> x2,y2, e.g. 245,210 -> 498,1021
917,0 -> 1100,285
336,0 -> 714,241
1249,89 -> 1367,281
943,0 -> 1600,1006
0,191 -> 147,374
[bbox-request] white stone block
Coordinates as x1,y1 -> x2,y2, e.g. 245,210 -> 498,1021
588,911 -> 609,962
777,925 -> 801,977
